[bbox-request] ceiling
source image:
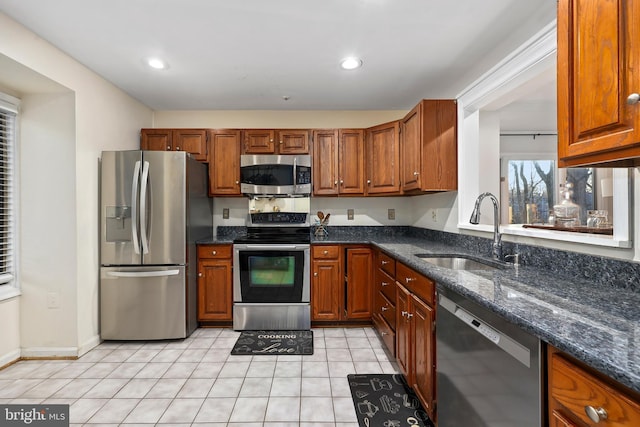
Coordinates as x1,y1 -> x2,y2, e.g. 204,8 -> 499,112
0,0 -> 556,111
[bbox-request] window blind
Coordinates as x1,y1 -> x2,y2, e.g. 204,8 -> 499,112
0,105 -> 15,285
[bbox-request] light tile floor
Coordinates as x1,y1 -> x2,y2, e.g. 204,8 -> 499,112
0,327 -> 399,426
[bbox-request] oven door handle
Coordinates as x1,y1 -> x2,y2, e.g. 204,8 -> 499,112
242,244 -> 304,250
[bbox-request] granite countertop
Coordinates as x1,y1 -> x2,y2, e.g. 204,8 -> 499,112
200,229 -> 640,392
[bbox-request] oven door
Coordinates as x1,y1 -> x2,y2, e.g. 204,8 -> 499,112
233,243 -> 310,303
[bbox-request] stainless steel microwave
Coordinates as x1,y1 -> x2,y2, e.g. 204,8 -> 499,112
240,154 -> 311,195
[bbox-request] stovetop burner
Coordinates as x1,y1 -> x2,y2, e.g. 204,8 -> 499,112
233,226 -> 311,244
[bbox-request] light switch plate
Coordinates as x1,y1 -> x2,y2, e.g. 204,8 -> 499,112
347,209 -> 354,220
223,208 -> 229,219
388,209 -> 395,220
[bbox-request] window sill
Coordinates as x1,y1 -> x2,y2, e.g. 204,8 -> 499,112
0,286 -> 20,302
459,223 -> 632,248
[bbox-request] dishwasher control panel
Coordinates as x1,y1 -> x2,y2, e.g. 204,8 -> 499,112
454,306 -> 501,344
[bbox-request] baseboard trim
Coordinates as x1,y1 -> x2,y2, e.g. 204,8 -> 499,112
0,349 -> 21,370
78,334 -> 101,357
20,347 -> 79,358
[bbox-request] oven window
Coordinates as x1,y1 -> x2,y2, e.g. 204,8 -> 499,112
238,250 -> 306,303
249,256 -> 295,286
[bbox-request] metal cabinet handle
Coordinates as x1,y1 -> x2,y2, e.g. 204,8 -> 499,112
585,406 -> 607,423
279,140 -> 283,144
627,93 -> 640,105
340,179 -> 344,185
235,180 -> 239,184
212,251 -> 217,255
334,180 -> 338,186
381,332 -> 388,336
381,306 -> 389,311
176,146 -> 180,150
313,272 -> 318,277
323,250 -> 328,255
405,277 -> 416,283
367,179 -> 371,184
381,260 -> 389,265
198,272 -> 202,277
166,145 -> 171,150
401,311 -> 408,317
406,313 -> 413,319
413,171 -> 419,176
381,282 -> 389,287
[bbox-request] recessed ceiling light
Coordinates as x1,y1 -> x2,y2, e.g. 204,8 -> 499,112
340,57 -> 363,70
147,58 -> 168,70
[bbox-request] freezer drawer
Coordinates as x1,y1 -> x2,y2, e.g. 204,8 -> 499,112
100,266 -> 186,340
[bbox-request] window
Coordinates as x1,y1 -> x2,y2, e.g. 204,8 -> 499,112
0,94 -> 17,287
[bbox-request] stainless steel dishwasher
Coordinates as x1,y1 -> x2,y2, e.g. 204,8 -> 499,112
436,285 -> 543,427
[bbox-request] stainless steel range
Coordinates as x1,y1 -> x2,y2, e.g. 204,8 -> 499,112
233,197 -> 311,330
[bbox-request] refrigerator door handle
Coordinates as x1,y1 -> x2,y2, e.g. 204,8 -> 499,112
106,269 -> 181,278
139,160 -> 150,254
131,160 -> 142,255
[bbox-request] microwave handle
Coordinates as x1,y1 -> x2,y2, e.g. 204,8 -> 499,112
293,156 -> 297,186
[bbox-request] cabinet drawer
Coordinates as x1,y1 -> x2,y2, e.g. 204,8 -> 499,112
372,312 -> 395,357
376,269 -> 396,304
396,262 -> 434,306
376,291 -> 396,330
377,251 -> 396,276
197,244 -> 232,259
312,245 -> 340,259
550,353 -> 640,427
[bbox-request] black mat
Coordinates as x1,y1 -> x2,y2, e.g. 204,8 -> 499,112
230,330 -> 313,355
348,374 -> 434,427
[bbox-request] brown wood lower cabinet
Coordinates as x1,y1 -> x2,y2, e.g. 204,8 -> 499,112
311,245 -> 372,323
395,263 -> 437,421
197,244 -> 233,322
548,345 -> 640,427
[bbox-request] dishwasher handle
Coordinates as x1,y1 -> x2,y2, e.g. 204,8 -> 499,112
438,294 -> 531,368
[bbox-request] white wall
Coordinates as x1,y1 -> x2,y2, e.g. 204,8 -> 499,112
0,12 -> 153,361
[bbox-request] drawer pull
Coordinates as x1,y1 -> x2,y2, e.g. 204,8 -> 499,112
212,250 -> 217,255
585,406 -> 607,423
381,282 -> 389,287
198,272 -> 202,277
381,332 -> 388,336
406,313 -> 414,319
381,306 -> 389,311
381,260 -> 389,265
405,277 -> 416,283
323,250 -> 328,255
401,311 -> 408,317
313,272 -> 318,277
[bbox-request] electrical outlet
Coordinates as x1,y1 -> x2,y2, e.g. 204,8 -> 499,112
47,292 -> 60,309
388,208 -> 395,220
347,209 -> 354,220
222,208 -> 229,219
431,210 -> 438,222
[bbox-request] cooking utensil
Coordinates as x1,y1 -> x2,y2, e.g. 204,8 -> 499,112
322,213 -> 330,224
317,211 -> 324,221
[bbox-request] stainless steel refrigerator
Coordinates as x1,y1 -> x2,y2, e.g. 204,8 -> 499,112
100,150 -> 212,340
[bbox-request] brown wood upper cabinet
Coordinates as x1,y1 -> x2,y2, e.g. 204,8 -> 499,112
208,129 -> 241,196
140,128 -> 208,162
243,129 -> 310,154
312,129 -> 365,196
557,0 -> 640,167
366,121 -> 401,195
401,99 -> 457,193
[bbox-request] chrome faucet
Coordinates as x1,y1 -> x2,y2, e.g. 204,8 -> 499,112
469,192 -> 502,261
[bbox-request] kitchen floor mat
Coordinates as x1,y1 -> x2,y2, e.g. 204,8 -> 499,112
348,374 -> 434,427
230,330 -> 313,355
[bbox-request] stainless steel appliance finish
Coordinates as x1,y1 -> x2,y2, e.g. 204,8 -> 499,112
233,242 -> 311,330
240,154 -> 311,196
436,285 -> 542,427
100,150 -> 212,340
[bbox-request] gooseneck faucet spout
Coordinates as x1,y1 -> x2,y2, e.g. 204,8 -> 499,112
469,192 -> 502,261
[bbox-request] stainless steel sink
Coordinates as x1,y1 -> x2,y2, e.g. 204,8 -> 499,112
415,254 -> 503,271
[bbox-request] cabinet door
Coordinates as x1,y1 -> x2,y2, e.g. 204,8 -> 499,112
338,129 -> 365,194
396,283 -> 412,380
412,294 -> 436,420
277,129 -> 310,154
421,100 -> 457,190
311,258 -> 342,321
345,247 -> 372,319
209,129 -> 241,196
312,130 -> 339,195
558,0 -> 640,167
197,259 -> 232,321
243,129 -> 276,154
173,129 -> 208,161
141,129 -> 172,152
550,411 -> 579,427
366,121 -> 401,194
401,103 -> 421,191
